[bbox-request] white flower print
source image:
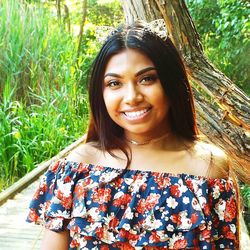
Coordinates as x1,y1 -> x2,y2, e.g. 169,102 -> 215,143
56,181 -> 72,197
100,171 -> 120,182
167,224 -> 174,232
213,185 -> 221,199
123,223 -> 131,230
144,215 -> 163,230
123,207 -> 134,220
166,196 -> 178,209
182,196 -> 190,204
215,199 -> 226,220
72,202 -> 87,217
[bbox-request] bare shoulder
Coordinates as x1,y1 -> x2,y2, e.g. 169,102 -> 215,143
194,140 -> 229,178
66,141 -> 101,164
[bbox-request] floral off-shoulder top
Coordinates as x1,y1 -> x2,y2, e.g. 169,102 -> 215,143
27,160 -> 238,249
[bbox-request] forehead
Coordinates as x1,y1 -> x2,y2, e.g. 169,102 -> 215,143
104,49 -> 155,74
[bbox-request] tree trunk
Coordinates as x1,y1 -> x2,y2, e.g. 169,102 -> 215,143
56,0 -> 61,21
64,4 -> 71,33
120,0 -> 250,182
77,0 -> 88,60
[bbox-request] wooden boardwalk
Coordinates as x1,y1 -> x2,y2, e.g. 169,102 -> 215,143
0,179 -> 43,249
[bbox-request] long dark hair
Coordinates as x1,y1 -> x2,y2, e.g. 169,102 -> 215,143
86,21 -> 199,165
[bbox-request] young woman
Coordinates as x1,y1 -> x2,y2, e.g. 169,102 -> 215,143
27,21 -> 238,249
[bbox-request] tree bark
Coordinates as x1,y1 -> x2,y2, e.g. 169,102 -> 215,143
77,0 -> 88,60
120,0 -> 250,182
64,4 -> 71,33
56,0 -> 61,21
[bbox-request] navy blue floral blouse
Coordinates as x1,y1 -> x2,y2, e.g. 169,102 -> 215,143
27,160 -> 238,249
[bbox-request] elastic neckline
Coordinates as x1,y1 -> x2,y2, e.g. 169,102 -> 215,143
62,159 -> 230,181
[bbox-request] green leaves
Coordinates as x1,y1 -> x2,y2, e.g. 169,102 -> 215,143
186,0 -> 250,95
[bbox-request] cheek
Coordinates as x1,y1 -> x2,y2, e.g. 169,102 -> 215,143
103,91 -> 120,116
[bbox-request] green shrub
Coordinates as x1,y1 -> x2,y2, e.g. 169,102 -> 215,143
186,0 -> 250,95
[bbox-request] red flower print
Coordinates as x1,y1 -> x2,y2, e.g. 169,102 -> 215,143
191,212 -> 199,224
193,237 -> 199,247
224,197 -> 236,222
114,177 -> 123,188
82,177 -> 93,189
144,247 -> 166,250
75,163 -> 89,173
113,194 -> 132,207
99,204 -> 107,212
96,226 -> 105,239
185,179 -> 194,191
113,242 -> 135,250
200,228 -> 211,240
70,238 -> 80,248
153,174 -> 171,189
92,188 -> 112,204
203,203 -> 211,216
95,165 -> 105,171
119,228 -> 139,241
140,183 -> 147,191
33,182 -> 48,199
222,225 -> 236,240
28,209 -> 39,222
64,176 -> 72,183
49,161 -> 60,173
214,180 -> 225,192
109,217 -> 119,228
170,184 -> 181,198
133,173 -> 144,181
49,183 -> 55,194
171,213 -> 180,224
74,184 -> 86,199
136,193 -> 160,213
57,190 -> 72,209
61,196 -> 73,209
70,225 -> 81,233
84,236 -> 93,240
173,239 -> 188,248
149,231 -> 161,243
101,245 -> 110,250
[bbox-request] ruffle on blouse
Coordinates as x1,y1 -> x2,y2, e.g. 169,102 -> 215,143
27,160 -> 238,249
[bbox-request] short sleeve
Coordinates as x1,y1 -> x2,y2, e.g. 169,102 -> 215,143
209,178 -> 238,249
26,160 -> 89,232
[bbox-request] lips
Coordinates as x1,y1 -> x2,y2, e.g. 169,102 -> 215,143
122,108 -> 151,120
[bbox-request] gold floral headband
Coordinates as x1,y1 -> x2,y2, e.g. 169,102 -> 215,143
95,19 -> 168,43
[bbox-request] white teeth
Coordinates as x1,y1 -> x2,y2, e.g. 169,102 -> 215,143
124,109 -> 149,118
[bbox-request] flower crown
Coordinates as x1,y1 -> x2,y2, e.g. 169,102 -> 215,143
95,19 -> 168,43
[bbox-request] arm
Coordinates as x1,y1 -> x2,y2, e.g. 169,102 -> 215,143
41,229 -> 70,250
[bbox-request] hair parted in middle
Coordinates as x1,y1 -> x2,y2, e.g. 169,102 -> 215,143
86,20 -> 199,162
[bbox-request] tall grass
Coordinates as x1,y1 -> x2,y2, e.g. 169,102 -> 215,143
0,0 -> 97,190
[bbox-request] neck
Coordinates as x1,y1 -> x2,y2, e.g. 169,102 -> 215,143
125,131 -> 171,146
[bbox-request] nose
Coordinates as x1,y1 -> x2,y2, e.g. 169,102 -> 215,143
124,82 -> 143,105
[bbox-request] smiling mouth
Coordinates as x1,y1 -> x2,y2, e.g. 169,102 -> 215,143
122,108 -> 151,120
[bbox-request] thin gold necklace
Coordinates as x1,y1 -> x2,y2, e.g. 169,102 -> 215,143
126,132 -> 170,146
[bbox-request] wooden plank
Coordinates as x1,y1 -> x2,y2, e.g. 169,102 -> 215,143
0,179 -> 44,249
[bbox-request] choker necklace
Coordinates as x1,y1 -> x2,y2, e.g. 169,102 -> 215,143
126,132 -> 170,146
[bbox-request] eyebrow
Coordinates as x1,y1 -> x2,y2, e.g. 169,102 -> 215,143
104,66 -> 157,79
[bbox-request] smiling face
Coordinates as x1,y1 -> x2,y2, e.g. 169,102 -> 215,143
103,49 -> 171,142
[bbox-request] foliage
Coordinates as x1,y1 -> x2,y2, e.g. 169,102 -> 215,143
0,0 -> 90,190
186,0 -> 250,95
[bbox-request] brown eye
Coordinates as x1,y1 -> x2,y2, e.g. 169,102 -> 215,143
140,75 -> 158,85
107,80 -> 122,89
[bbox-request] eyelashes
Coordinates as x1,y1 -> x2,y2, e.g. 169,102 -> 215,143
105,74 -> 158,89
